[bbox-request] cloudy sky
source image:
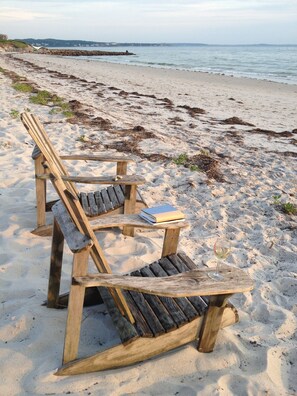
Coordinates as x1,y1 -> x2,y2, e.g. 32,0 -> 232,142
0,0 -> 296,44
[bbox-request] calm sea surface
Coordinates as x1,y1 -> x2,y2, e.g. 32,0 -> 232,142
68,45 -> 297,85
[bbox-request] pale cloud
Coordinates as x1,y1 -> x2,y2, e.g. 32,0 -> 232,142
0,0 -> 296,43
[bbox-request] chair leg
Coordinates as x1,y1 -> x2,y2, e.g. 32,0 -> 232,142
47,219 -> 64,308
123,185 -> 136,237
197,294 -> 231,352
62,249 -> 89,364
162,228 -> 180,257
34,156 -> 47,229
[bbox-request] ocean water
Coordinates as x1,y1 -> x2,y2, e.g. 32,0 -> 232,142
70,45 -> 297,85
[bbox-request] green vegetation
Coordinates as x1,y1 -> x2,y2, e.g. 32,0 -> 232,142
30,90 -> 74,118
10,109 -> 20,119
189,164 -> 201,172
173,153 -> 188,166
0,39 -> 29,49
30,90 -> 53,105
12,82 -> 34,93
282,202 -> 297,215
272,195 -> 297,215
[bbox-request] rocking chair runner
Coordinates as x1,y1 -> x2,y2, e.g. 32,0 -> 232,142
21,112 -> 147,237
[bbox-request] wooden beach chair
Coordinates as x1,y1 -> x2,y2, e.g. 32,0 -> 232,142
21,112 -> 147,237
49,197 -> 253,375
38,143 -> 253,375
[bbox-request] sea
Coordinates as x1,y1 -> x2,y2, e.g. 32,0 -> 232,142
67,45 -> 297,85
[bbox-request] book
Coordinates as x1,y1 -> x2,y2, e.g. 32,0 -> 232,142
139,204 -> 185,224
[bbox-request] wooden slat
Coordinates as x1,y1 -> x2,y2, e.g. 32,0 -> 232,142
99,287 -> 139,345
32,144 -> 42,159
133,269 -> 177,332
107,186 -> 120,209
100,189 -> 113,211
128,290 -> 165,336
124,291 -> 154,337
140,266 -> 186,328
79,192 -> 90,216
52,202 -> 93,253
113,185 -> 125,205
87,193 -> 98,216
149,261 -> 198,322
94,191 -> 106,214
161,256 -> 208,314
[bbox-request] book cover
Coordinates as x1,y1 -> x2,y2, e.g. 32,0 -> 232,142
140,204 -> 185,223
139,213 -> 185,225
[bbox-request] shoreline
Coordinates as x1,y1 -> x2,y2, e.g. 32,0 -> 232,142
0,52 -> 296,395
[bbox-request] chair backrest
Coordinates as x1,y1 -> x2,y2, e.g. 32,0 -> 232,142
21,112 -> 134,322
21,112 -> 78,197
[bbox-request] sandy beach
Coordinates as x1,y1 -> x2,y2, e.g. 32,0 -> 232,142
0,52 -> 296,395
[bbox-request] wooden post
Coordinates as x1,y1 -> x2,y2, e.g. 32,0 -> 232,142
116,161 -> 127,176
162,228 -> 180,257
35,155 -> 47,228
47,219 -> 64,308
62,249 -> 90,364
123,185 -> 136,237
198,294 -> 231,352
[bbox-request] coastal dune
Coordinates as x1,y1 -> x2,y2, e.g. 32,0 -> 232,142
0,53 -> 296,395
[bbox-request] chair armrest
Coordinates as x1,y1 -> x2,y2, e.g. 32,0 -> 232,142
60,155 -> 135,163
89,214 -> 189,231
73,266 -> 253,298
61,174 -> 145,185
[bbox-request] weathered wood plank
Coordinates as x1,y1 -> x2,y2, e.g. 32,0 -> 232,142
140,266 -> 187,328
34,154 -> 47,228
123,185 -> 137,237
100,189 -> 113,212
52,202 -> 93,253
133,269 -> 177,332
80,192 -> 89,215
161,256 -> 208,315
162,228 -> 180,257
87,193 -> 98,216
128,289 -> 165,336
198,294 -> 231,353
60,155 -> 135,163
32,144 -> 41,160
107,186 -> 120,209
47,219 -> 64,308
93,191 -> 106,214
149,261 -> 198,322
124,291 -> 153,337
99,287 -> 139,345
62,174 -> 146,185
113,185 -> 125,205
89,214 -> 188,231
73,265 -> 253,297
63,250 -> 89,364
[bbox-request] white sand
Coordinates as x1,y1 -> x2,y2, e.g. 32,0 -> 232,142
0,53 -> 296,395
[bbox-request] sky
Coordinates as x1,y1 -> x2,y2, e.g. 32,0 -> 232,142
0,0 -> 296,44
